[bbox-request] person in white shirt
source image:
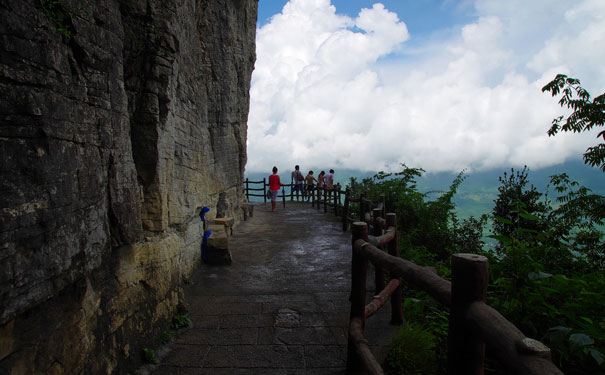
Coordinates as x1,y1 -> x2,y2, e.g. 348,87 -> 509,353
325,169 -> 335,188
291,165 -> 304,197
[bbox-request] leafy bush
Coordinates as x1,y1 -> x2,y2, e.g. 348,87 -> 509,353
172,313 -> 190,329
488,169 -> 604,374
160,329 -> 177,344
384,323 -> 438,375
141,348 -> 158,364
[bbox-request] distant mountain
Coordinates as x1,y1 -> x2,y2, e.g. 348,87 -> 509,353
245,159 -> 604,219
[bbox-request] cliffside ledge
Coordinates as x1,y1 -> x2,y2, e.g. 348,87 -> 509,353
0,0 -> 257,373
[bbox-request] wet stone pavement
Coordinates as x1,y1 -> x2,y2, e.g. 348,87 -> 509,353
150,202 -> 396,374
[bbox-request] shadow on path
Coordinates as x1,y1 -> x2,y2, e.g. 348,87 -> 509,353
152,202 -> 396,374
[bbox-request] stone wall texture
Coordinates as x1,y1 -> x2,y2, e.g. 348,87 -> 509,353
0,0 -> 257,373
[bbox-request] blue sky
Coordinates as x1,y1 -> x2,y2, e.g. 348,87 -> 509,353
258,1 -> 475,35
247,0 -> 605,174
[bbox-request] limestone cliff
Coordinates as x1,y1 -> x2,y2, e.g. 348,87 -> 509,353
0,0 -> 257,373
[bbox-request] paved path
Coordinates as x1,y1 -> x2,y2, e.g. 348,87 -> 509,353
151,202 -> 395,374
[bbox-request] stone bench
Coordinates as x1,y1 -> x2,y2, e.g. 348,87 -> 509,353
205,224 -> 232,265
210,217 -> 234,235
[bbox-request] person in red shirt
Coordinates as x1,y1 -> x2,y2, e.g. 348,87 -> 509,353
268,166 -> 284,212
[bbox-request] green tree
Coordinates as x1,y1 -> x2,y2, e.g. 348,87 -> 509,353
542,74 -> 605,171
491,166 -> 549,254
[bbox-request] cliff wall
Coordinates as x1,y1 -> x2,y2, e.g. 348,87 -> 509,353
0,0 -> 257,373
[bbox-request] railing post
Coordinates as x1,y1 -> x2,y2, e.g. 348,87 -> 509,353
282,186 -> 286,208
372,208 -> 385,294
342,188 -> 350,231
245,178 -> 250,201
333,186 -> 337,216
347,222 -> 369,373
448,253 -> 489,375
359,193 -> 365,221
386,213 -> 403,325
323,188 -> 328,213
263,177 -> 267,203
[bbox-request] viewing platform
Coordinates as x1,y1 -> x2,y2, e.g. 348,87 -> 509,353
150,202 -> 395,374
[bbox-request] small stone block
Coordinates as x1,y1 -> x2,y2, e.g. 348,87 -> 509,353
212,217 -> 234,226
211,217 -> 234,235
242,203 -> 254,219
207,227 -> 228,249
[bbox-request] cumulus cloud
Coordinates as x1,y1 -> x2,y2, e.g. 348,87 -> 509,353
247,0 -> 605,174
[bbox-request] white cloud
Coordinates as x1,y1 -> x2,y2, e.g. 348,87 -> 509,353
247,0 -> 605,174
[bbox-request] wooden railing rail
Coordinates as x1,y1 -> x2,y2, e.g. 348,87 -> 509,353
243,179 -> 388,233
348,219 -> 564,375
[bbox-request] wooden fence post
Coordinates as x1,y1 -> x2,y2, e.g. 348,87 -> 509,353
448,253 -> 489,375
347,222 -> 369,373
263,177 -> 267,203
386,213 -> 403,325
359,193 -> 365,221
282,186 -> 286,208
324,188 -> 328,213
372,208 -> 385,293
342,188 -> 350,231
245,178 -> 250,201
334,186 -> 340,217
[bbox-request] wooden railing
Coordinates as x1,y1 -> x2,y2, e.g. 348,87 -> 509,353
243,177 -> 319,204
243,178 -> 381,231
348,211 -> 564,375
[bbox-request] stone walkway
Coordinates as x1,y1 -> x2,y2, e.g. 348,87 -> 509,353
150,202 -> 396,374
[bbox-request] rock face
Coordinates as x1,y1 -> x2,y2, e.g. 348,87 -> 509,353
0,0 -> 257,373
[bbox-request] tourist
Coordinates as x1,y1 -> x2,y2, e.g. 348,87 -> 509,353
325,169 -> 335,189
317,170 -> 325,188
291,165 -> 304,198
269,166 -> 284,212
304,170 -> 318,201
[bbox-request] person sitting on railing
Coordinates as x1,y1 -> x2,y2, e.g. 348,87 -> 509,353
317,170 -> 325,189
325,169 -> 335,189
269,166 -> 284,212
291,165 -> 305,199
303,170 -> 318,201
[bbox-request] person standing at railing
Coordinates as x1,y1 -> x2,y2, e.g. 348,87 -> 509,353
291,165 -> 304,199
303,170 -> 318,201
325,169 -> 335,189
269,166 -> 284,212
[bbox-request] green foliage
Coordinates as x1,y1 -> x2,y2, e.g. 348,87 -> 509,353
542,74 -> 605,171
141,348 -> 158,364
347,164 -> 485,261
172,313 -> 190,329
488,169 -> 605,373
491,166 -> 549,254
40,0 -> 73,37
160,329 -> 177,344
547,173 -> 605,269
384,323 -> 438,375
